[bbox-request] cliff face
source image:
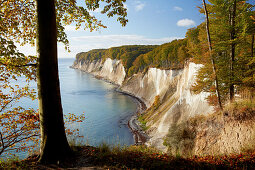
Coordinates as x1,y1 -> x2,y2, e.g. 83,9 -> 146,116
193,115 -> 255,156
72,58 -> 126,85
72,57 -> 254,155
121,62 -> 214,151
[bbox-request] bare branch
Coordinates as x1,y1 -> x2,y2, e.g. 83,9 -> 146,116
0,62 -> 37,68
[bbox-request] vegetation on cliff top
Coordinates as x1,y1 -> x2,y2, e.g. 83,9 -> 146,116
75,45 -> 157,72
75,39 -> 192,77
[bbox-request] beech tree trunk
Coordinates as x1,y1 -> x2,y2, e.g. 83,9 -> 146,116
36,0 -> 72,164
229,0 -> 237,102
202,0 -> 223,110
252,33 -> 254,58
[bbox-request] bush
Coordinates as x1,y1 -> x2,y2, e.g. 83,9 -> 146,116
152,95 -> 161,110
163,122 -> 196,157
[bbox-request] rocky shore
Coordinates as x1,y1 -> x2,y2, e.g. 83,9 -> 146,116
116,89 -> 149,145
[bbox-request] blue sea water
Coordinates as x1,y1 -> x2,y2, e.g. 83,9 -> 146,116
58,58 -> 136,146
1,58 -> 136,159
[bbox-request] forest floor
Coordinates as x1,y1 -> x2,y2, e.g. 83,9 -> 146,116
2,145 -> 255,169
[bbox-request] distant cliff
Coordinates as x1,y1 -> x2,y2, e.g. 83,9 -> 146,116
72,58 -> 125,85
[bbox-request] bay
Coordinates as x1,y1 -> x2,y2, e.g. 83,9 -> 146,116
59,58 -> 136,146
2,58 -> 136,159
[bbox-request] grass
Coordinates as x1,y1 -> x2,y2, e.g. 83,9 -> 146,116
69,144 -> 255,169
138,116 -> 149,131
1,143 -> 255,169
223,99 -> 255,121
0,156 -> 29,169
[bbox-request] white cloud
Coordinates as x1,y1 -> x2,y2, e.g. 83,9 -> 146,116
88,7 -> 102,17
134,1 -> 145,12
177,19 -> 196,27
173,6 -> 183,11
59,34 -> 181,58
123,3 -> 128,11
16,35 -> 182,58
93,8 -> 101,13
16,44 -> 36,56
64,25 -> 90,32
89,7 -> 101,14
72,34 -> 180,46
64,25 -> 78,32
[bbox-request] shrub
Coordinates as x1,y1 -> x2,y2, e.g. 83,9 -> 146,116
163,122 -> 196,157
152,95 -> 161,110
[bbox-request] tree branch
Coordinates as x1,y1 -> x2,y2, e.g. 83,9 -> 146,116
0,93 -> 22,113
0,62 -> 37,68
0,132 -> 4,155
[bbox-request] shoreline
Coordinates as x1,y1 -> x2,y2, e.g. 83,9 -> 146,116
71,65 -> 149,145
116,89 -> 149,145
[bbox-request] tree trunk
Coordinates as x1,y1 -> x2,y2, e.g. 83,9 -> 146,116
252,33 -> 254,58
36,0 -> 72,164
202,0 -> 223,110
229,0 -> 236,102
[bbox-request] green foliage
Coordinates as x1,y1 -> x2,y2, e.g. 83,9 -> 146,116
223,99 -> 255,121
0,0 -> 128,50
0,35 -> 38,157
131,39 -> 191,74
76,38 -> 192,77
76,45 -> 157,73
163,122 -> 196,157
138,116 -> 148,131
189,0 -> 255,106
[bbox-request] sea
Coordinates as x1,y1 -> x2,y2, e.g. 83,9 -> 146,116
2,58 -> 137,159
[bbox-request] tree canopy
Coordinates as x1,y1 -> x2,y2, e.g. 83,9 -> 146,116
75,39 -> 192,77
190,0 -> 255,107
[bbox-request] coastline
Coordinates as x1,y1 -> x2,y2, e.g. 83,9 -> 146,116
71,66 -> 149,145
116,89 -> 149,145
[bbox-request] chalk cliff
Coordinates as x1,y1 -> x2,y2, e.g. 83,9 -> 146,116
72,58 -> 126,85
120,62 -> 214,151
72,57 -> 255,155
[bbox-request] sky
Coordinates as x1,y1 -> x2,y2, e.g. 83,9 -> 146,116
18,0 -> 206,58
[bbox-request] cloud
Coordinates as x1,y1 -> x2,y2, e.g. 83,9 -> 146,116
87,7 -> 102,17
173,6 -> 183,11
16,34 -> 183,58
58,35 -> 182,58
123,3 -> 128,11
16,44 -> 36,56
134,1 -> 145,12
72,34 -> 180,46
64,25 -> 90,32
64,25 -> 78,32
89,7 -> 102,15
177,19 -> 196,27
